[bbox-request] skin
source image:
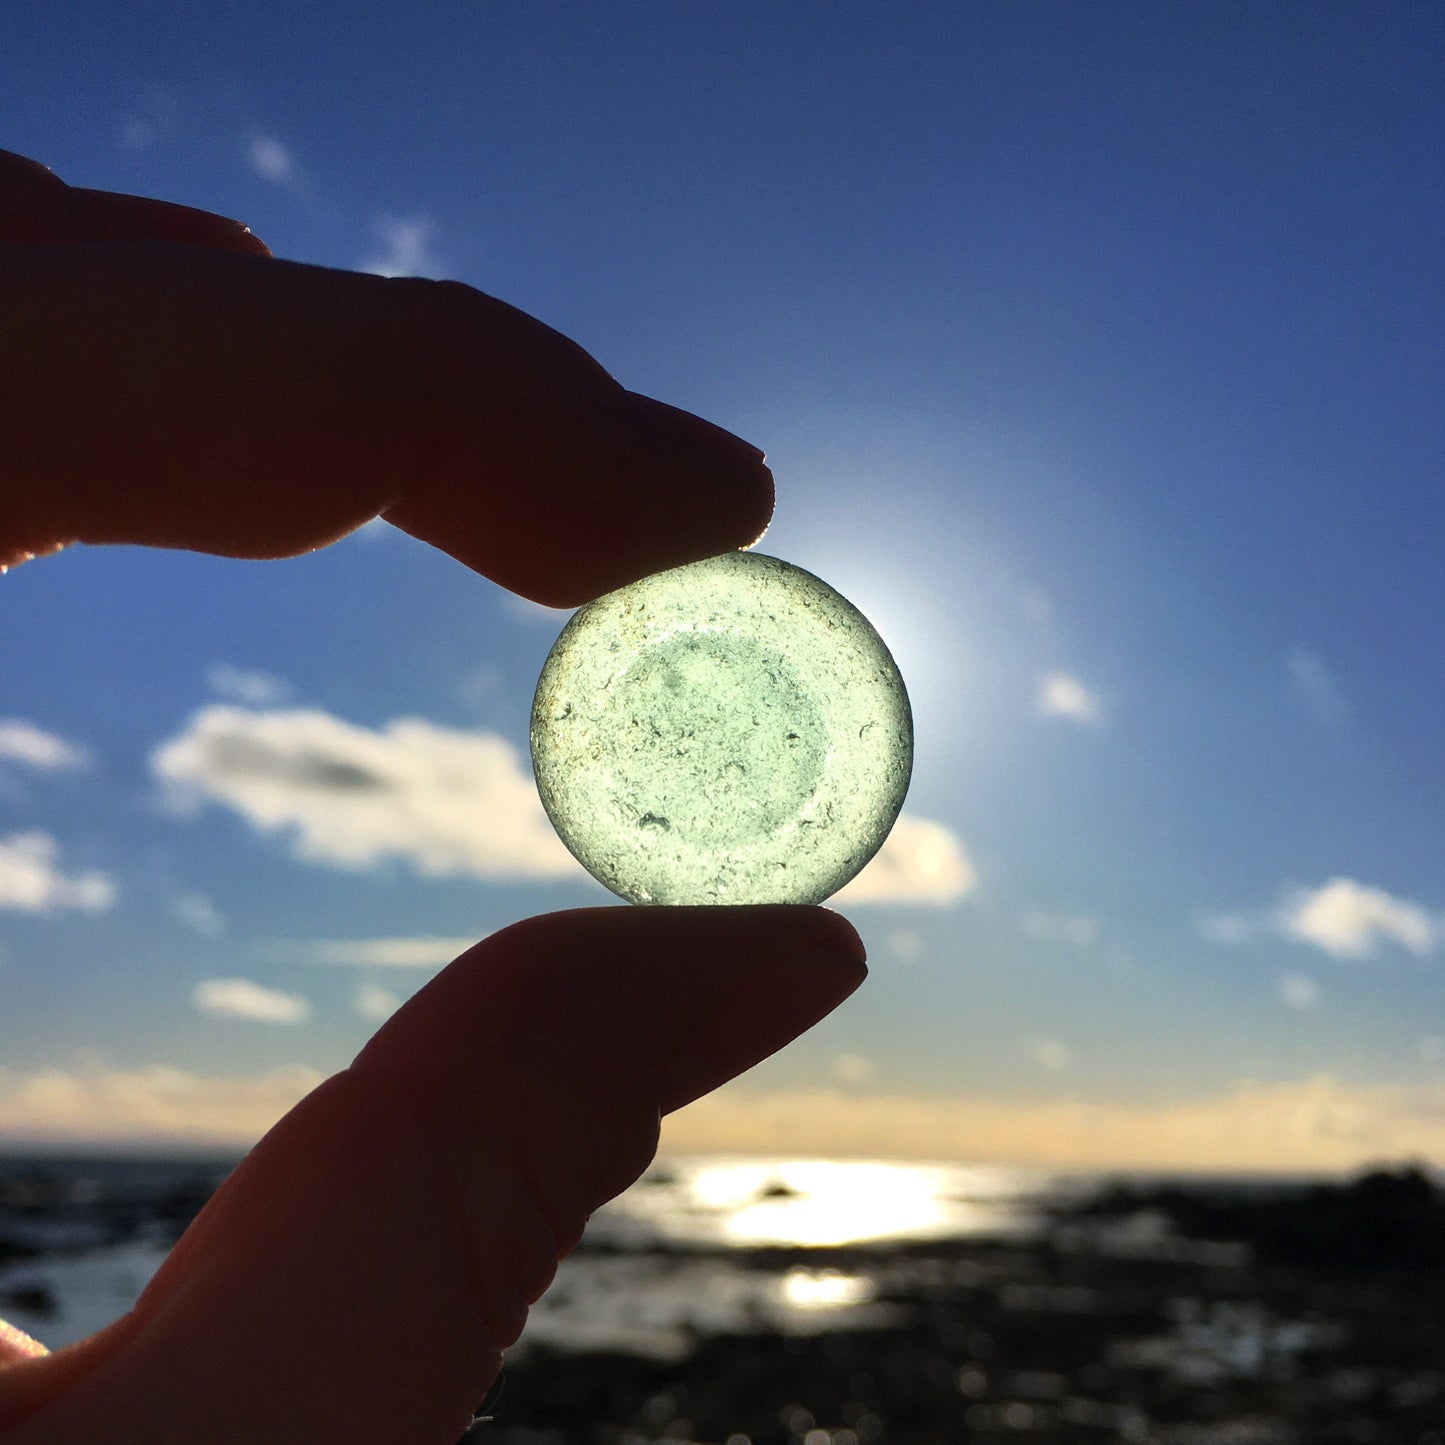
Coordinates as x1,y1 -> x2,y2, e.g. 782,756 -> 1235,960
0,150 -> 867,1444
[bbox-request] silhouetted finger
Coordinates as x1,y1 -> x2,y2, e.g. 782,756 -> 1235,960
1,155 -> 772,604
0,907 -> 864,1445
0,149 -> 269,254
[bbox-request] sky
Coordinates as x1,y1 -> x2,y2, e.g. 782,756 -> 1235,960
2,1 -> 1443,1172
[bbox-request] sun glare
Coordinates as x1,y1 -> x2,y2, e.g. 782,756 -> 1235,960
780,1267 -> 876,1311
645,1158 -> 1039,1248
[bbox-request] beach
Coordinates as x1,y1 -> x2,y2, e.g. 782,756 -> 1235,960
2,1156 -> 1442,1443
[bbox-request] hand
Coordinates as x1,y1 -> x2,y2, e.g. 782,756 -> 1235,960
0,151 -> 867,1444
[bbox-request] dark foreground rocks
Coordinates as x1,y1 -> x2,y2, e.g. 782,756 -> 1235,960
472,1168 -> 1445,1445
6,1160 -> 1444,1443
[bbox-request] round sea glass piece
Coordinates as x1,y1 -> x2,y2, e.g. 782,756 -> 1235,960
530,549 -> 912,905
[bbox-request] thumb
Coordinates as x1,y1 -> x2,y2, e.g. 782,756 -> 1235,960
0,906 -> 865,1445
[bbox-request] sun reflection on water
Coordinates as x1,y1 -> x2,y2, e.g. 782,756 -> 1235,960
597,1156 -> 1054,1249
780,1267 -> 875,1310
716,1161 -> 945,1246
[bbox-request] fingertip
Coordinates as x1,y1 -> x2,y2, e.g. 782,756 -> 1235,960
68,189 -> 273,256
386,418 -> 775,608
812,905 -> 869,971
379,284 -> 776,605
0,151 -> 272,254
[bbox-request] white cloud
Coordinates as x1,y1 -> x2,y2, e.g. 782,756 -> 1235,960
6,1059 -> 1445,1166
886,929 -> 924,961
833,814 -> 976,907
246,134 -> 295,184
116,90 -> 175,152
457,664 -> 506,710
119,116 -> 159,150
0,1061 -> 323,1149
0,719 -> 90,772
361,215 -> 446,279
831,1053 -> 875,1086
1196,912 -> 1254,945
0,832 -> 115,914
151,706 -> 582,882
193,978 -> 310,1026
1279,877 -> 1435,960
354,983 -> 402,1022
1021,911 -> 1099,946
1287,648 -> 1347,727
1278,973 -> 1321,1010
1037,671 -> 1103,725
206,664 -> 294,708
1199,881 -> 1441,962
171,893 -> 225,938
287,935 -> 480,968
1028,1037 -> 1073,1071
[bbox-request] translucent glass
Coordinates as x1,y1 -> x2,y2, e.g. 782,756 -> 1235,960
531,550 -> 912,905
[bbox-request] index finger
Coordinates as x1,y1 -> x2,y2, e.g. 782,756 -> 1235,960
0,148 -> 272,255
1,171 -> 772,605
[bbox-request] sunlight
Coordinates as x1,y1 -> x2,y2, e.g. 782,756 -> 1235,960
799,548 -> 959,731
660,1157 -> 1038,1248
720,1161 -> 943,1246
779,1268 -> 876,1311
620,1156 -> 1058,1249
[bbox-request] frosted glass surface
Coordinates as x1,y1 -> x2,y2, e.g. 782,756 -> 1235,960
530,550 -> 912,905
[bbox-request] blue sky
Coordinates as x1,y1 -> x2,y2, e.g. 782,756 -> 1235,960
3,2 -> 1443,1169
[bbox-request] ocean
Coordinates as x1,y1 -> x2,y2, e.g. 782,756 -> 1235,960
0,1153 -> 1083,1352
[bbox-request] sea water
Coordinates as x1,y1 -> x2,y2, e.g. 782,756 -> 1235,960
0,1153 -> 1253,1355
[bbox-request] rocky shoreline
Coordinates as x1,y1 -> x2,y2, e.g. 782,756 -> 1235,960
4,1161 -> 1443,1443
479,1168 -> 1445,1445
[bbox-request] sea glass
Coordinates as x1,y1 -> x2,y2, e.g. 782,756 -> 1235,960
530,549 -> 912,906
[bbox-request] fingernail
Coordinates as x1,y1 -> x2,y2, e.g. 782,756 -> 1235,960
627,393 -> 768,469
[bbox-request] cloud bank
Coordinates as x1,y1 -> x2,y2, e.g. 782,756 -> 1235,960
663,1074 -> 1445,1175
5,1062 -> 1445,1172
152,706 -> 582,882
0,1063 -> 323,1148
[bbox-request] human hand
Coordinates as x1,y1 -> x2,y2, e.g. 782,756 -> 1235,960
0,151 -> 867,1444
